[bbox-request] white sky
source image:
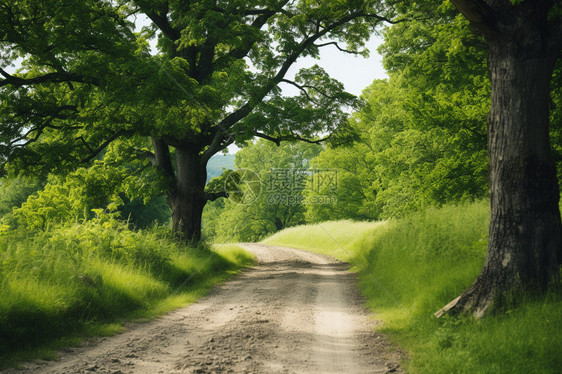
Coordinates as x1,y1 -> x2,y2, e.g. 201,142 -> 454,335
283,34 -> 388,97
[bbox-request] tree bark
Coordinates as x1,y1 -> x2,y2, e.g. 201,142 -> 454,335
168,148 -> 209,243
448,3 -> 562,317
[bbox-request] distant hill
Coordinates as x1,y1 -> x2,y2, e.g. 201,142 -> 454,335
206,154 -> 235,182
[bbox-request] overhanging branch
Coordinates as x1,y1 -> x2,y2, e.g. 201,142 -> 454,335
78,130 -> 134,164
218,11 -> 370,131
0,68 -> 95,88
280,79 -> 317,103
314,41 -> 363,54
364,13 -> 407,25
254,131 -> 331,146
280,78 -> 344,102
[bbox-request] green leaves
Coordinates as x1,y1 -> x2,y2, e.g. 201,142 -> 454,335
305,2 -> 493,221
1,0 -> 399,239
1,0 -> 387,169
235,64 -> 359,144
203,139 -> 322,241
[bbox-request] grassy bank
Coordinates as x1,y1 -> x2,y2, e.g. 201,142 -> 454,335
264,201 -> 562,373
0,217 -> 254,368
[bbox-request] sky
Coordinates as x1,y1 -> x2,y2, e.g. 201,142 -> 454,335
283,34 -> 388,98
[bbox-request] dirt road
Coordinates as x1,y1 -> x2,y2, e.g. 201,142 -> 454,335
5,243 -> 403,374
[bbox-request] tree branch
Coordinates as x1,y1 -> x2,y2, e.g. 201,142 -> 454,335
218,11 -> 369,131
314,41 -> 363,54
364,13 -> 408,25
201,127 -> 235,165
10,126 -> 46,148
7,107 -> 81,147
280,79 -> 317,103
0,68 -> 94,87
136,148 -> 156,164
78,130 -> 133,164
143,1 -> 181,41
151,136 -> 176,180
449,0 -> 499,36
281,78 -> 344,102
196,38 -> 217,82
76,136 -> 94,153
205,190 -> 228,202
254,131 -> 330,146
216,1 -> 291,63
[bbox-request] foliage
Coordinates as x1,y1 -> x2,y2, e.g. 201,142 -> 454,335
304,142 -> 378,222
203,139 -> 322,242
119,195 -> 170,229
305,2 -> 491,221
9,158 -> 169,230
264,201 -> 562,373
0,0 -> 393,240
0,214 -> 253,366
0,178 -> 44,217
12,164 -> 125,230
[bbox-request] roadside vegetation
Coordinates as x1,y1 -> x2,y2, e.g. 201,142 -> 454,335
0,211 -> 253,368
264,201 -> 562,373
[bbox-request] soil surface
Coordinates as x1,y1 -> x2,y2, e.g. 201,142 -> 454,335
3,243 -> 404,374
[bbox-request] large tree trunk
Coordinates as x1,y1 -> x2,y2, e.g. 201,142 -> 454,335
449,7 -> 562,317
168,148 -> 208,242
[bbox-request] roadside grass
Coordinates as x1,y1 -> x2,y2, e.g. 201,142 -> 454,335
264,201 -> 562,373
0,219 -> 254,368
262,220 -> 385,261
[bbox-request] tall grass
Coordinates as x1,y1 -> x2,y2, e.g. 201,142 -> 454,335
264,201 -> 562,373
262,220 -> 385,261
0,217 -> 253,367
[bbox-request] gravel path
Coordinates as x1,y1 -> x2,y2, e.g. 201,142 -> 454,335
3,243 -> 404,374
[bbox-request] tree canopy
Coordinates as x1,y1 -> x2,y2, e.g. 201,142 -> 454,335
306,3 -> 491,221
0,0 -> 390,169
0,0 -> 398,240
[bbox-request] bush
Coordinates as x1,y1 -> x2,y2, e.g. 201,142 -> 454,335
0,215 -> 253,364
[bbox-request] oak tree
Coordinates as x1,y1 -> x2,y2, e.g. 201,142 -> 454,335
446,0 -> 562,316
0,0 -> 394,241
